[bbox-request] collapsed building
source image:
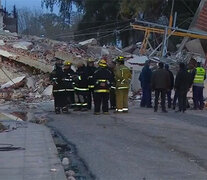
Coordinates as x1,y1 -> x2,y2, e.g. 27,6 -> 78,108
0,0 -> 207,104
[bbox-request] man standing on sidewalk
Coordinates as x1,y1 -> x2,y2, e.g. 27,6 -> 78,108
151,62 -> 170,113
139,60 -> 152,108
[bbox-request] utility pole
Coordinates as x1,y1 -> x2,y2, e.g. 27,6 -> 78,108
162,28 -> 168,57
168,0 -> 175,28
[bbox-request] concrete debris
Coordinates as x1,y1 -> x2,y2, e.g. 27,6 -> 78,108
126,55 -> 148,68
0,89 -> 13,100
67,176 -> 76,180
35,92 -> 42,98
101,45 -> 110,56
31,116 -> 48,124
0,49 -> 16,58
11,90 -> 25,99
26,77 -> 35,89
66,170 -> 75,177
0,40 -> 5,46
185,39 -> 205,58
62,157 -> 70,166
78,38 -> 97,46
2,112 -> 24,121
12,41 -> 33,50
42,85 -> 53,96
1,76 -> 26,89
50,168 -> 57,172
0,122 -> 6,132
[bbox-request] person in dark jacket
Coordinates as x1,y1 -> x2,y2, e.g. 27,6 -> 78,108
62,61 -> 75,112
50,58 -> 65,114
139,60 -> 152,108
74,63 -> 89,111
165,64 -> 174,108
86,58 -> 97,110
151,62 -> 170,112
174,63 -> 191,112
93,60 -> 114,115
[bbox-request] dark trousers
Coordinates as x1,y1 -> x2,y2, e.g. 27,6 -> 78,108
65,92 -> 75,108
88,89 -> 94,109
94,93 -> 109,113
154,89 -> 166,111
173,90 -> 178,108
178,91 -> 187,112
167,91 -> 172,108
193,86 -> 204,109
140,85 -> 152,107
75,91 -> 88,109
53,92 -> 66,109
110,89 -> 116,109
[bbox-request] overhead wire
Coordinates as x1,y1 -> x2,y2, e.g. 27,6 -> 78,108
181,0 -> 196,15
55,19 -> 132,37
57,24 -> 131,38
97,25 -> 132,40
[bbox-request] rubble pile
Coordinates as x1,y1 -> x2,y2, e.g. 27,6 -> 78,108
0,73 -> 51,103
0,32 -> 130,104
0,31 -> 131,70
0,29 -> 206,105
0,56 -> 51,103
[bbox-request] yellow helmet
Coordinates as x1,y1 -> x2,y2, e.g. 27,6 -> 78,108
88,58 -> 95,62
116,56 -> 125,62
98,59 -> 107,67
64,60 -> 71,66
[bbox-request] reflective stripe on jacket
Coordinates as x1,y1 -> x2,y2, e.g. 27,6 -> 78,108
115,65 -> 132,90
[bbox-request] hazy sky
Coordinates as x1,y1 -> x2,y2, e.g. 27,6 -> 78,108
5,0 -> 42,9
3,0 -> 58,12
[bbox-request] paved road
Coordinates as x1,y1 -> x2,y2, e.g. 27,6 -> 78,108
47,103 -> 207,180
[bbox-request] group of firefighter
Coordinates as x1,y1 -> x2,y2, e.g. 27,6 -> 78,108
50,56 -> 132,114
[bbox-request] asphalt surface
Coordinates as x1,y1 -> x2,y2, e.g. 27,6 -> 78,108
47,103 -> 207,180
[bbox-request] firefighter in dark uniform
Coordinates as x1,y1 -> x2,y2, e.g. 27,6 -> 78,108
62,60 -> 75,113
93,60 -> 114,115
50,58 -> 65,114
74,63 -> 89,111
86,58 -> 97,110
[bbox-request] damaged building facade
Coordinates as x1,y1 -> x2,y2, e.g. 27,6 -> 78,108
0,0 -> 18,33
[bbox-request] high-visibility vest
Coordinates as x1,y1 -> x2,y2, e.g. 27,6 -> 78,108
194,67 -> 205,84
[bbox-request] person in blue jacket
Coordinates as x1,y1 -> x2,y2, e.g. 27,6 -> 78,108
139,60 -> 152,108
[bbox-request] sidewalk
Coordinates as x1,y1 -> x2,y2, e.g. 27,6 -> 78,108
0,114 -> 66,180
